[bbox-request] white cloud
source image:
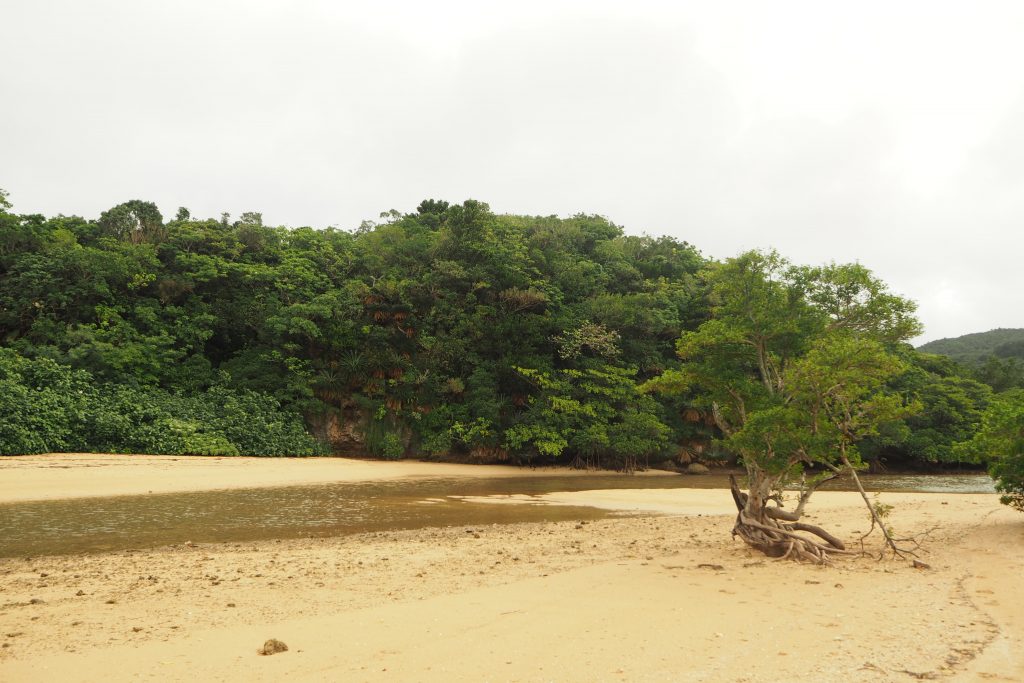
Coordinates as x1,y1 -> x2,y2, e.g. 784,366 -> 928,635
2,0 -> 1023,342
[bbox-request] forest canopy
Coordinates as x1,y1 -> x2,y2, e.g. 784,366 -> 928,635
0,192 -> 1013,479
917,328 -> 1024,366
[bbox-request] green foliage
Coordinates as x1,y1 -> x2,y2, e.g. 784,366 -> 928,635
1,193 -> 998,471
955,390 -> 1024,511
509,364 -> 672,469
918,328 -> 1024,367
0,349 -> 320,456
973,355 -> 1024,393
648,250 -> 920,507
163,419 -> 240,457
380,433 -> 405,460
856,350 -> 994,464
0,350 -> 91,455
362,416 -> 407,460
97,200 -> 165,243
554,321 -> 622,360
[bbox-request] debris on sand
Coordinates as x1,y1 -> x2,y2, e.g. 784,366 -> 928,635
258,638 -> 288,656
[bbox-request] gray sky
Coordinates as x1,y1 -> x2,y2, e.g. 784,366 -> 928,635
3,1 -> 1023,344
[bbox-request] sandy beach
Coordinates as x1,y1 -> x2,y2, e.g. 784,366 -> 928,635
0,453 -> 662,504
1,454 -> 1022,682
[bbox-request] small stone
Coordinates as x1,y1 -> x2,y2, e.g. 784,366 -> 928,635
105,599 -> 117,604
226,603 -> 236,607
28,598 -> 44,605
258,638 -> 288,656
76,590 -> 86,596
912,560 -> 932,570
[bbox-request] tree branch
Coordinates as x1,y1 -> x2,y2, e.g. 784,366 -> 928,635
840,454 -> 917,559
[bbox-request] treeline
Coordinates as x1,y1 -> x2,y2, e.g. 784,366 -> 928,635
917,328 -> 1024,365
917,328 -> 1024,393
0,190 -> 1014,471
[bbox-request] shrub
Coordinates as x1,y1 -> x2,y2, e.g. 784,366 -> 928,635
0,350 -> 91,455
380,432 -> 405,460
0,349 -> 323,456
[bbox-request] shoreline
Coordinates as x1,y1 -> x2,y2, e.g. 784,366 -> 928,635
0,453 -> 676,504
0,453 -> 994,507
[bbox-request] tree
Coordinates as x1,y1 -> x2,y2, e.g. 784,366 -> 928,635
506,364 -> 671,471
956,389 -> 1024,511
646,251 -> 922,561
98,200 -> 165,244
857,351 -> 993,467
974,355 -> 1024,392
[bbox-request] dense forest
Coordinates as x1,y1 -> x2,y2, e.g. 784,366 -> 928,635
918,328 -> 1024,364
0,190 -> 1019,482
917,328 -> 1024,392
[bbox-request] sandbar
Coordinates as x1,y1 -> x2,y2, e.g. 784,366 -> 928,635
0,454 -> 1021,682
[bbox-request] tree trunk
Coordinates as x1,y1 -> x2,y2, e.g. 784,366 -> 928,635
730,469 -> 848,563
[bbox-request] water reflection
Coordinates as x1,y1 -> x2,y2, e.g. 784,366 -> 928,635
0,472 -> 995,558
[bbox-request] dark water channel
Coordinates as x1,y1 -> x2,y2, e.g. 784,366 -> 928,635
0,472 -> 995,558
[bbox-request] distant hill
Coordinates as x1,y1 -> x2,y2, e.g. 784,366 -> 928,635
917,328 -> 1024,366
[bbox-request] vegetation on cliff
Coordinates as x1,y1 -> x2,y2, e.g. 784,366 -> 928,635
0,191 -> 1012,486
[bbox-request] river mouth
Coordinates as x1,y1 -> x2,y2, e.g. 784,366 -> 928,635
0,472 -> 995,558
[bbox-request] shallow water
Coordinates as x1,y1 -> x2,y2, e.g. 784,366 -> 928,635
687,472 -> 997,495
0,472 -> 995,558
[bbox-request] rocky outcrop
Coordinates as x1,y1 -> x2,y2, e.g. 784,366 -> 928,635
307,403 -> 366,455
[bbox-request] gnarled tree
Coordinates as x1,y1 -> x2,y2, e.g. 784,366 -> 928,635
646,250 -> 921,562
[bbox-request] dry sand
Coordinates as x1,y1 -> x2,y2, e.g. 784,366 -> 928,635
0,454 -> 1022,682
0,453 -> 658,504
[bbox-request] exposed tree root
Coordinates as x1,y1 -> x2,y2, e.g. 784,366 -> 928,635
734,511 -> 854,563
729,475 -> 853,564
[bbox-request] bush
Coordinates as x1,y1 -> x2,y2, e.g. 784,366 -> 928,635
197,386 -> 323,456
380,432 -> 405,460
0,349 -> 323,456
0,350 -> 92,455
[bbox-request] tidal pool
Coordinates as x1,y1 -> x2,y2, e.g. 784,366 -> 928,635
0,472 -> 995,558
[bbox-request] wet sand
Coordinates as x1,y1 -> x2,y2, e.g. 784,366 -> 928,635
0,455 -> 1022,682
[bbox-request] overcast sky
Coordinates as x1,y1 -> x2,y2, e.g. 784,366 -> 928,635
3,1 -> 1023,344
